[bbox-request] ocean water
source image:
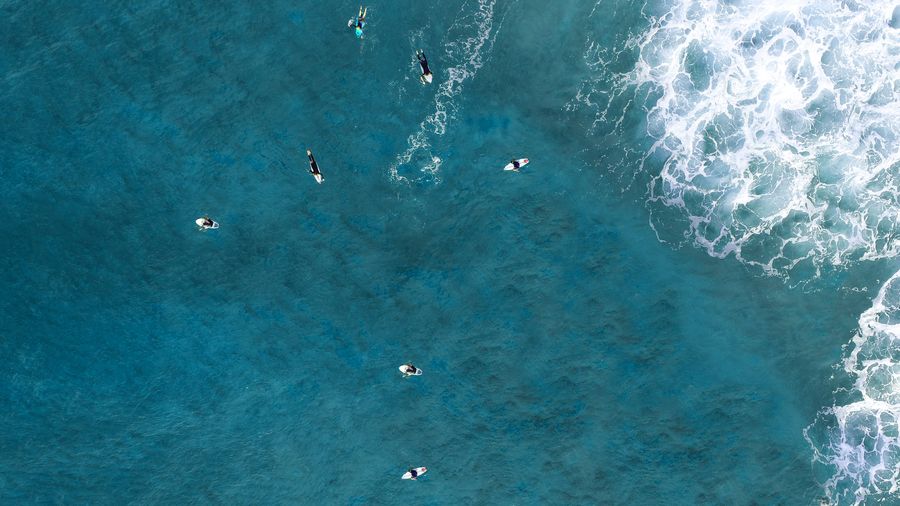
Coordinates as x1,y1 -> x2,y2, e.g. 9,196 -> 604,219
2,0 -> 899,504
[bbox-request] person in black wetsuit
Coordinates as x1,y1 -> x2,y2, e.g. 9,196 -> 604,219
416,49 -> 433,84
510,159 -> 521,171
408,468 -> 419,479
306,149 -> 323,182
201,217 -> 214,228
404,363 -> 418,374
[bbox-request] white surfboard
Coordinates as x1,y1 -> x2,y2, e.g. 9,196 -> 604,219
399,364 -> 423,376
421,73 -> 433,84
503,158 -> 529,171
402,467 -> 427,480
196,218 -> 219,229
312,173 -> 324,184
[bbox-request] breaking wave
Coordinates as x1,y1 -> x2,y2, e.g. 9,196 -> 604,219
578,0 -> 900,278
806,269 -> 900,505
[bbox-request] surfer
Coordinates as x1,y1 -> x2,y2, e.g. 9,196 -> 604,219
196,216 -> 218,230
306,149 -> 324,184
350,6 -> 368,38
401,363 -> 420,376
404,467 -> 426,480
416,50 -> 433,84
504,158 -> 529,172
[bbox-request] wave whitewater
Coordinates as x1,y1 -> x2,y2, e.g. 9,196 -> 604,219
806,270 -> 900,505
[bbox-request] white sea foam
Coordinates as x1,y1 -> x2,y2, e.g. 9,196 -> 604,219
604,0 -> 900,277
389,0 -> 501,184
806,269 -> 900,505
570,1 -> 900,502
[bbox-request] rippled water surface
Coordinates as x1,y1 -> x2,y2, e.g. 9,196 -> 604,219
2,1 -> 899,504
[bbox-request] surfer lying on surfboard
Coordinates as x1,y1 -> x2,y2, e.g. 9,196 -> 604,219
196,216 -> 218,230
306,149 -> 324,184
416,50 -> 433,84
504,158 -> 529,172
399,363 -> 422,376
402,467 -> 427,480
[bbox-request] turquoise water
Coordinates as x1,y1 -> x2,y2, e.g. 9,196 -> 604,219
3,0 -> 899,504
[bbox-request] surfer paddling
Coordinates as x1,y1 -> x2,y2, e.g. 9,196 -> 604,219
306,149 -> 324,184
416,50 -> 433,84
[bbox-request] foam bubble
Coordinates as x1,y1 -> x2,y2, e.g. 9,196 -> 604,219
390,0 -> 502,184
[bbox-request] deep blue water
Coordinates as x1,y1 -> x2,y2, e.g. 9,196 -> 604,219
2,1 -> 898,504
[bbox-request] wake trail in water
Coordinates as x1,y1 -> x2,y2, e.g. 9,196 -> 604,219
389,0 -> 503,185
